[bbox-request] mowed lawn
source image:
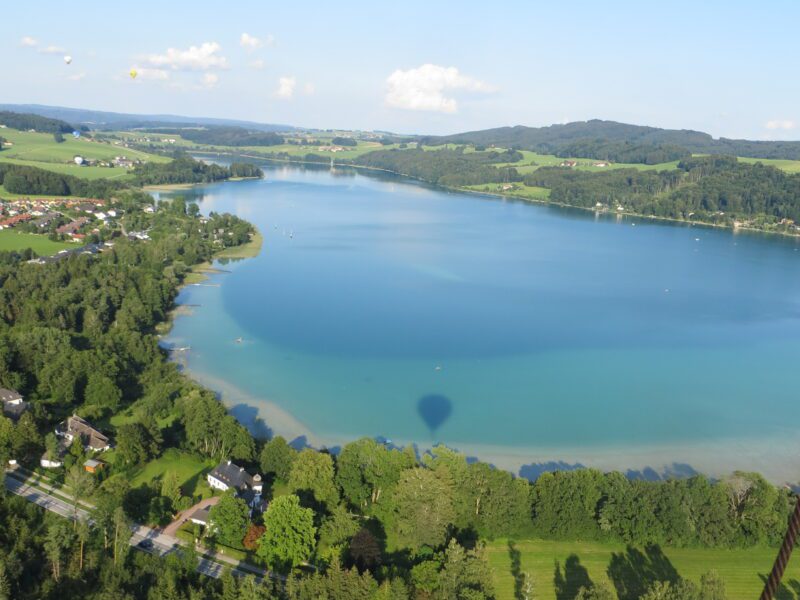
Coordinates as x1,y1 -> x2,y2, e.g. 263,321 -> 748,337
0,230 -> 72,254
487,538 -> 800,600
129,449 -> 216,499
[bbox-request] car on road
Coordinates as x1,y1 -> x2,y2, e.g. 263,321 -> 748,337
137,539 -> 154,551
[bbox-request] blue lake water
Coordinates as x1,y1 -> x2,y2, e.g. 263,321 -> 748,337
162,163 -> 800,480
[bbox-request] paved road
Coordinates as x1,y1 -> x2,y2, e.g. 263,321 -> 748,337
3,471 -> 265,581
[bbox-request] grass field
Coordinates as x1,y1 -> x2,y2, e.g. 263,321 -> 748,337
466,183 -> 551,202
129,449 -> 215,500
487,538 -> 800,600
739,156 -> 800,173
0,230 -> 73,254
0,127 -> 168,179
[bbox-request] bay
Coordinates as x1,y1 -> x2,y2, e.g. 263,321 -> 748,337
161,163 -> 800,481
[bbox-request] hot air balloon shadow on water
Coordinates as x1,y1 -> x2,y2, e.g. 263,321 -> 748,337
417,394 -> 453,436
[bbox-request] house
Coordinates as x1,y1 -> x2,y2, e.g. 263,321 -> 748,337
188,505 -> 212,526
56,217 -> 89,235
40,438 -> 69,469
560,160 -> 578,168
0,387 -> 30,421
207,460 -> 264,510
84,458 -> 105,473
593,162 -> 610,168
55,414 -> 112,451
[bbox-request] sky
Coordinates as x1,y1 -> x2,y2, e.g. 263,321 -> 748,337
3,0 -> 799,138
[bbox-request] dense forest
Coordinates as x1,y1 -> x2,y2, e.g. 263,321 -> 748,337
132,157 -> 263,185
552,141 -> 689,165
144,126 -> 285,147
0,163 -> 126,197
0,111 -> 74,134
421,120 -> 800,162
354,147 -> 523,187
525,156 -> 800,224
0,190 -> 793,599
0,157 -> 262,196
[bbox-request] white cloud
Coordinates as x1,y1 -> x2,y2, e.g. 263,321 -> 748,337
765,119 -> 796,131
249,58 -> 266,70
39,45 -> 66,55
385,63 -> 495,113
303,82 -> 316,96
201,73 -> 219,88
275,76 -> 296,99
67,72 -> 86,82
240,33 -> 262,51
143,42 -> 228,71
20,36 -> 37,47
131,67 -> 169,81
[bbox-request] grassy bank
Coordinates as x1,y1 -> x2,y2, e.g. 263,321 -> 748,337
487,538 -> 798,600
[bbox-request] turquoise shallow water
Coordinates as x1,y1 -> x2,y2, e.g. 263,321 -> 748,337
162,163 -> 800,478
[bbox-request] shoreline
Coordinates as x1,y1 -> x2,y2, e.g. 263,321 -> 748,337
172,357 -> 800,484
157,229 -> 263,335
193,149 -> 800,240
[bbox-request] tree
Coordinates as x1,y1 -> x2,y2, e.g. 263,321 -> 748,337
115,422 -> 158,466
575,583 -> 615,600
699,570 -> 727,600
393,467 -> 455,549
243,524 -> 266,550
65,465 -> 96,523
112,506 -> 131,566
349,527 -> 382,573
260,435 -> 296,481
639,579 -> 700,600
257,494 -> 316,572
208,490 -> 250,548
84,373 -> 122,413
161,471 -> 184,507
44,518 -> 73,581
0,560 -> 11,600
336,438 -> 413,510
288,449 -> 339,510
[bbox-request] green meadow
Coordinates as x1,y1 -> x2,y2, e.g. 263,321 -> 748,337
128,448 -> 216,500
0,230 -> 73,255
0,127 -> 168,179
487,538 -> 800,600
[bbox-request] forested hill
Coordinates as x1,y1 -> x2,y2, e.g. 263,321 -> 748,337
421,119 -> 800,161
0,111 -> 75,134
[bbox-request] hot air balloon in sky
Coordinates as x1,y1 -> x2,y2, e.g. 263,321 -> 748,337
63,55 -> 72,65
129,68 -> 137,79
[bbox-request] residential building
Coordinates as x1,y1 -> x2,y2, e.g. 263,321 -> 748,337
207,460 -> 264,511
0,387 -> 30,421
55,414 -> 112,451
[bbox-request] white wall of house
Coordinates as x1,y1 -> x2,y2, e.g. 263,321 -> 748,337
207,475 -> 229,492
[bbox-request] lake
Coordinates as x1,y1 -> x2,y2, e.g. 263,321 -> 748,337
161,163 -> 800,482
